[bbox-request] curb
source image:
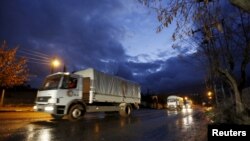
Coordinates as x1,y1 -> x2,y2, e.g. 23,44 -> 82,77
0,107 -> 34,112
0,110 -> 34,112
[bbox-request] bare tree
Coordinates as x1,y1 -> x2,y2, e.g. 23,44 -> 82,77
0,41 -> 29,106
139,0 -> 250,114
195,2 -> 250,114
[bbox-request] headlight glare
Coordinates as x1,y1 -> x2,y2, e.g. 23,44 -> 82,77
45,106 -> 54,111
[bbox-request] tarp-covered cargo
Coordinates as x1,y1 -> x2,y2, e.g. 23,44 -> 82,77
74,68 -> 141,104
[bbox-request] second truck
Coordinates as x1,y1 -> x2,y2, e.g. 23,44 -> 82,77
33,68 -> 141,121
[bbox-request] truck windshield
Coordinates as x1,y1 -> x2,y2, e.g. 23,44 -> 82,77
168,99 -> 176,102
40,74 -> 62,90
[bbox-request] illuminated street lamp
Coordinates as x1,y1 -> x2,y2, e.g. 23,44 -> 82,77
51,57 -> 61,74
52,59 -> 60,67
184,96 -> 188,100
207,91 -> 212,97
207,91 -> 213,100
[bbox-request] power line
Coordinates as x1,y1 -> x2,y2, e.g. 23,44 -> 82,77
26,60 -> 50,65
16,48 -> 55,65
17,55 -> 50,63
16,48 -> 63,73
19,48 -> 50,58
18,50 -> 51,60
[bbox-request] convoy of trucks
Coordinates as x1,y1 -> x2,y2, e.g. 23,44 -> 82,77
33,68 -> 141,121
33,67 -> 194,120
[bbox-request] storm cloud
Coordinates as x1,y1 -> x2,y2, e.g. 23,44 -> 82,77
0,0 -> 206,94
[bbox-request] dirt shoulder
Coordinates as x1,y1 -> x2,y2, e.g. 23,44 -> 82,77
0,105 -> 34,112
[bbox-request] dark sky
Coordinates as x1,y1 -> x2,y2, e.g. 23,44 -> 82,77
0,0 -> 206,94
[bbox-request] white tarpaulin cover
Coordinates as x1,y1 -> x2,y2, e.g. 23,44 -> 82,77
75,68 -> 141,103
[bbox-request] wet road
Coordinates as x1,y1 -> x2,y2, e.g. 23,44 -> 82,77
0,108 -> 207,141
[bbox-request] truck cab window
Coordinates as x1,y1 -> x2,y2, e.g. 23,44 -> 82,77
61,76 -> 77,89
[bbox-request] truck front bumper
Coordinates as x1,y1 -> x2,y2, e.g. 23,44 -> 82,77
34,104 -> 66,115
33,104 -> 56,114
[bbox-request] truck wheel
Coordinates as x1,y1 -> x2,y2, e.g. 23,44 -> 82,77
119,104 -> 132,117
68,104 -> 85,121
51,114 -> 64,120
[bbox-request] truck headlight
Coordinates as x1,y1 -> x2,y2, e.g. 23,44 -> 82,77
45,106 -> 54,111
48,98 -> 56,103
33,105 -> 37,110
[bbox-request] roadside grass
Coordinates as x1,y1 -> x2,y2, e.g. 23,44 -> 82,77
205,103 -> 250,125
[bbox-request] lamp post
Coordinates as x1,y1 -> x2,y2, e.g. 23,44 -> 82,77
51,57 -> 60,74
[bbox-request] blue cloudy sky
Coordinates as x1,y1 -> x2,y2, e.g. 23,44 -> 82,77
0,0 -> 205,94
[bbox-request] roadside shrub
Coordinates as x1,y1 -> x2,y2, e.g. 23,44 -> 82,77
213,98 -> 250,124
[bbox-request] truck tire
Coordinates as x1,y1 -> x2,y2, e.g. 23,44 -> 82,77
51,114 -> 64,120
119,104 -> 132,117
68,104 -> 85,121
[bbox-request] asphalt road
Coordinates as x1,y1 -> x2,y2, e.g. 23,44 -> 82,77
0,108 -> 208,141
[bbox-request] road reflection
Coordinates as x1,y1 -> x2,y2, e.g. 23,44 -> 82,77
24,113 -> 139,141
26,124 -> 35,140
38,128 -> 51,141
182,108 -> 193,114
183,115 -> 193,127
166,108 -> 194,131
166,110 -> 178,115
25,122 -> 53,141
94,123 -> 100,133
1,108 -> 206,141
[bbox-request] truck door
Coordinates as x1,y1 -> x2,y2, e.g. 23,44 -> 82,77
82,77 -> 90,103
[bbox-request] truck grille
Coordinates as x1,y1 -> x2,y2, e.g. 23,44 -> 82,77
36,96 -> 51,102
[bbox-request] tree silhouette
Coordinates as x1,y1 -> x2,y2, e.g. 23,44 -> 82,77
0,41 -> 29,106
139,0 -> 250,115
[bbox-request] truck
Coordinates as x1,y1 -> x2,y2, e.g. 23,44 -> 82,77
184,99 -> 193,109
33,68 -> 141,121
166,95 -> 184,111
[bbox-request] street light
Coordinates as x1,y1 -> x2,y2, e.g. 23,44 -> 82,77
52,59 -> 60,67
207,91 -> 212,97
207,91 -> 213,100
51,57 -> 61,74
184,96 -> 188,100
